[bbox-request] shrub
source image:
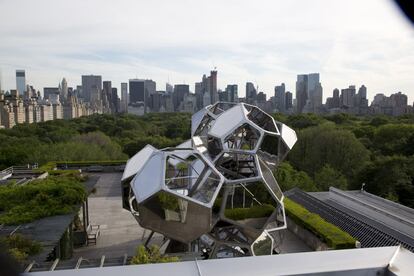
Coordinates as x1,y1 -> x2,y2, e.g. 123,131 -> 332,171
284,198 -> 356,249
224,204 -> 275,220
130,245 -> 179,265
0,234 -> 42,262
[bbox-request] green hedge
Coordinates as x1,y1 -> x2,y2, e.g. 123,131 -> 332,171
224,204 -> 275,220
284,198 -> 356,249
55,160 -> 127,166
37,161 -> 56,172
0,176 -> 87,225
37,160 -> 127,172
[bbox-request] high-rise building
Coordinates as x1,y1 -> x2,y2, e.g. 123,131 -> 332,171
246,82 -> 257,104
296,73 -> 322,113
370,91 -> 409,116
296,75 -> 307,113
173,84 -> 190,111
75,85 -> 82,98
195,82 -> 203,110
274,83 -> 286,112
195,70 -> 219,109
285,91 -> 293,110
128,79 -> 156,113
326,88 -> 341,109
358,85 -> 367,99
225,84 -> 238,103
121,82 -> 128,113
257,92 -> 267,102
111,88 -> 119,113
43,87 -> 59,100
166,83 -> 174,94
390,91 -> 408,116
103,81 -> 112,97
150,91 -> 163,112
60,78 -> 68,101
209,70 -> 218,104
16,70 -> 26,96
103,81 -> 113,112
129,79 -> 145,103
340,85 -> 356,107
82,75 -> 102,103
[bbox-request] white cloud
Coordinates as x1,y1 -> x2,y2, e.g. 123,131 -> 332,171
0,0 -> 413,103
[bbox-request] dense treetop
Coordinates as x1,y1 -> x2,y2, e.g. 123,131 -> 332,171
0,112 -> 413,207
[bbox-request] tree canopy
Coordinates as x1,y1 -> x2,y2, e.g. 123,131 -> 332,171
1,112 -> 413,207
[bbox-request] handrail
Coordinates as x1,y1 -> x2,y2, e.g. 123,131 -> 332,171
0,164 -> 39,176
0,167 -> 13,175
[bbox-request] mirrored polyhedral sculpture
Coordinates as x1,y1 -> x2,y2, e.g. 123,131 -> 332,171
121,102 -> 297,258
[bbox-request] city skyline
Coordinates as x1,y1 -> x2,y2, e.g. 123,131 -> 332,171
0,0 -> 414,103
0,68 -> 412,104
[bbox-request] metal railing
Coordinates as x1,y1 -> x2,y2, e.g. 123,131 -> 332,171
0,163 -> 38,176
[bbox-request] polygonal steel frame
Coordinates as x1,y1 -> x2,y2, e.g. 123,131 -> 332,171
213,150 -> 262,185
125,102 -> 296,257
132,147 -> 225,208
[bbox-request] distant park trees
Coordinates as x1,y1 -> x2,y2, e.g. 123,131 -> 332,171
0,112 -> 413,207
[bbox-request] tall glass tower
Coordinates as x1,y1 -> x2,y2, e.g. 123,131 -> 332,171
16,69 -> 26,95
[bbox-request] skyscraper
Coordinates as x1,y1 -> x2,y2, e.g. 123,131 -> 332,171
209,70 -> 218,104
111,88 -> 119,113
60,78 -> 68,101
326,88 -> 340,109
246,82 -> 257,104
296,73 -> 322,113
81,75 -> 102,102
195,81 -> 203,109
103,81 -> 112,97
16,70 -> 26,96
43,87 -> 59,100
285,91 -> 293,110
358,85 -> 367,99
103,81 -> 113,112
121,82 -> 128,113
129,79 -> 145,103
274,83 -> 286,112
129,79 -> 156,113
173,84 -> 190,111
195,70 -> 219,108
225,84 -> 238,103
340,85 -> 356,107
166,83 -> 173,94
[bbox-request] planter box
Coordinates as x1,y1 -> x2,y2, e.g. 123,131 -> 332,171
73,230 -> 87,247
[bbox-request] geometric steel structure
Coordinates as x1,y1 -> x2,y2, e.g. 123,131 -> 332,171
122,102 -> 297,258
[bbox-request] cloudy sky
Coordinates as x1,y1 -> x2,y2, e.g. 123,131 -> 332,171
0,0 -> 413,103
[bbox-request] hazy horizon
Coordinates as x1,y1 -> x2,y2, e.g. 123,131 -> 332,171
0,0 -> 413,103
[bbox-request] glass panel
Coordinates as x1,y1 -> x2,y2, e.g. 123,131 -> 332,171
247,106 -> 278,133
252,232 -> 273,256
224,123 -> 260,151
215,152 -> 258,181
259,159 -> 284,201
194,114 -> 214,137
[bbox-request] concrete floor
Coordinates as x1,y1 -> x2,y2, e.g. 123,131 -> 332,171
73,173 -> 162,259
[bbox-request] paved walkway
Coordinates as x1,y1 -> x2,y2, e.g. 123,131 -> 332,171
73,173 -> 162,259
